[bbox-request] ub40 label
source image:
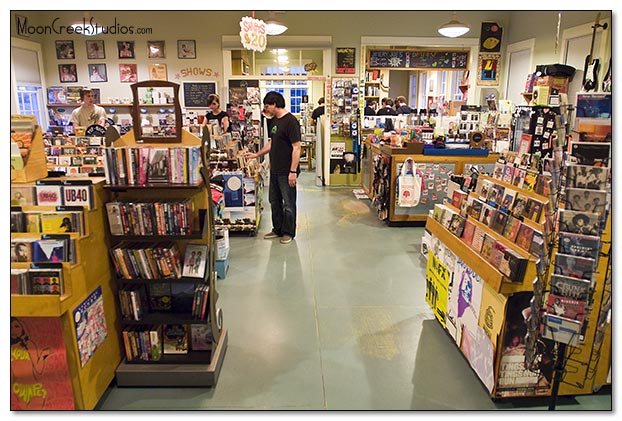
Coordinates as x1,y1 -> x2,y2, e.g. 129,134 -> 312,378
63,186 -> 92,209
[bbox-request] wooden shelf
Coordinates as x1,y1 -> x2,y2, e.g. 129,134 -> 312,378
365,81 -> 380,85
426,215 -> 503,291
104,181 -> 204,191
115,328 -> 227,386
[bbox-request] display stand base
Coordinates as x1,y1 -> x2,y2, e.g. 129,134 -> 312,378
115,328 -> 228,387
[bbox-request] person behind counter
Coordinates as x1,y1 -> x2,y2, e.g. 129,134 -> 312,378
395,96 -> 412,115
203,93 -> 230,133
70,87 -> 107,128
377,98 -> 397,116
364,99 -> 377,116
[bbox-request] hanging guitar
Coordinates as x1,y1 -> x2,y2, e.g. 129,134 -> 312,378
602,59 -> 611,92
582,13 -> 608,92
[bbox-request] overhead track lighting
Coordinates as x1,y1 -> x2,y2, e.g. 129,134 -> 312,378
438,13 -> 470,38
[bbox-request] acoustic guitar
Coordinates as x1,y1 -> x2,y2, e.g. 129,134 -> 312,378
582,13 -> 608,92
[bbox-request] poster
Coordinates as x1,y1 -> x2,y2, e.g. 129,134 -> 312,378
336,47 -> 356,74
477,54 -> 501,86
425,251 -> 450,328
73,286 -> 108,367
495,292 -> 552,397
149,63 -> 168,81
448,259 -> 484,346
11,317 -> 75,410
330,142 -> 346,159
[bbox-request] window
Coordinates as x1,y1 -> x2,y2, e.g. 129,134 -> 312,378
17,85 -> 44,126
262,80 -> 309,114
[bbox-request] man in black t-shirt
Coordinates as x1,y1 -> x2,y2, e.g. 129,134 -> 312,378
311,97 -> 325,125
244,91 -> 301,244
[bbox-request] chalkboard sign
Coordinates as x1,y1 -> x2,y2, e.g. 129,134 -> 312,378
182,81 -> 217,108
367,49 -> 469,70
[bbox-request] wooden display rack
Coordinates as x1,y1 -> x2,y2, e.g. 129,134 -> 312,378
423,167 -> 612,399
11,116 -> 48,183
10,178 -> 123,409
108,128 -> 228,387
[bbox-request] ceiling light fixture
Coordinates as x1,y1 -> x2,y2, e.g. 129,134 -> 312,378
277,55 -> 289,64
70,14 -> 104,36
438,13 -> 470,38
265,20 -> 288,36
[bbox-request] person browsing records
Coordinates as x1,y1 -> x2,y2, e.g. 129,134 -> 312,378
70,87 -> 107,128
203,94 -> 230,133
244,91 -> 301,244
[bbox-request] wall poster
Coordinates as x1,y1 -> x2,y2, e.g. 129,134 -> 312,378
336,47 -> 356,74
73,286 -> 108,367
477,54 -> 501,86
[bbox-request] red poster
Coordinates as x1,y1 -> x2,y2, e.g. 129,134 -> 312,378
11,317 -> 75,410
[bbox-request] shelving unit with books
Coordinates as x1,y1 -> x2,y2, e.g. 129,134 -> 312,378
104,128 -> 227,387
10,177 -> 123,410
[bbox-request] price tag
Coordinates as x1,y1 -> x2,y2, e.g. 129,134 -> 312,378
239,16 -> 267,53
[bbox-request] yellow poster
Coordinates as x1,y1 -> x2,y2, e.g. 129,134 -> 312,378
426,251 -> 450,328
478,282 -> 507,350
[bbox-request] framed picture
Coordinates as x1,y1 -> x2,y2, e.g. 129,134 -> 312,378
55,40 -> 75,59
88,64 -> 107,83
149,63 -> 167,81
147,40 -> 166,58
117,41 -> 135,59
177,40 -> 196,59
86,40 -> 105,59
119,63 -> 138,83
477,53 -> 501,86
182,244 -> 208,279
58,64 -> 78,83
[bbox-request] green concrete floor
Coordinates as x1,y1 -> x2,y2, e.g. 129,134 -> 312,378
96,170 -> 612,411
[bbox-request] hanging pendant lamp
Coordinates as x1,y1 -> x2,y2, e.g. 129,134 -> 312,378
438,13 -> 470,38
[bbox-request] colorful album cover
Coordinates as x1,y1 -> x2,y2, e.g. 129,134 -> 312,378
558,232 -> 600,260
554,253 -> 595,281
546,294 -> 587,322
549,274 -> 591,301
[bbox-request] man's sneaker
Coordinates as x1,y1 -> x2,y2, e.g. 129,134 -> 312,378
279,235 -> 293,244
263,231 -> 280,239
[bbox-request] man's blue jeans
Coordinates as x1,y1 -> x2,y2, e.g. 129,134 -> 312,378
269,174 -> 297,238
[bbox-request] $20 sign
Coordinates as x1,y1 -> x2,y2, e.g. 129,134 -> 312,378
240,17 -> 267,52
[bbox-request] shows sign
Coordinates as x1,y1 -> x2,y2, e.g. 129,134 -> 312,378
239,16 -> 267,52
